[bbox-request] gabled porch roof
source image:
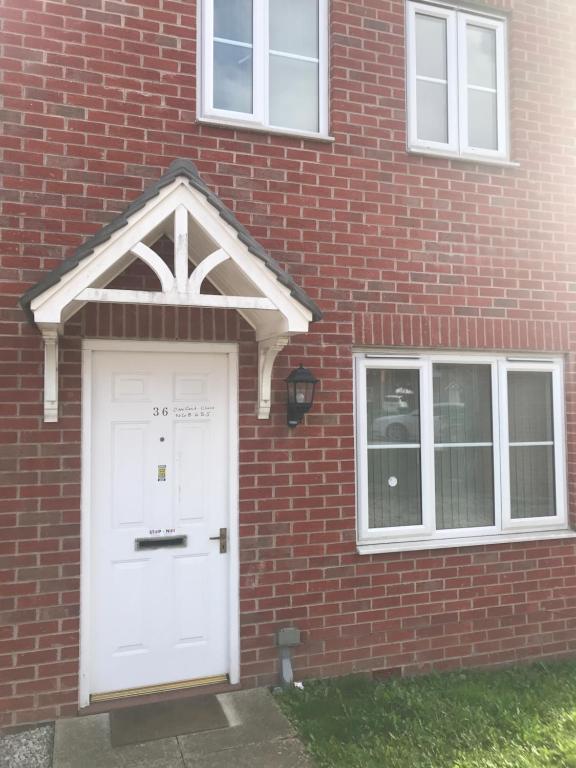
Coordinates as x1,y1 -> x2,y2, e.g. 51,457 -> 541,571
20,159 -> 321,422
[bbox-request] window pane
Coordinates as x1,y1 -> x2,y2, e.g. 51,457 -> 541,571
510,445 -> 556,519
433,365 -> 494,529
508,371 -> 554,443
433,364 -> 492,443
415,14 -> 447,79
367,369 -> 420,445
269,55 -> 318,131
368,449 -> 422,528
468,89 -> 498,150
416,80 -> 448,143
467,25 -> 497,89
436,446 -> 495,529
214,0 -> 252,44
270,0 -> 318,58
214,41 -> 253,113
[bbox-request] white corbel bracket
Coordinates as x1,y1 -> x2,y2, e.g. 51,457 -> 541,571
257,335 -> 290,419
39,324 -> 62,423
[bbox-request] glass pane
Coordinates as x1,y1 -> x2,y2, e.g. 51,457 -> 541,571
468,89 -> 498,150
214,0 -> 252,44
508,371 -> 554,443
510,445 -> 556,518
270,0 -> 318,58
467,25 -> 497,88
269,55 -> 318,132
433,364 -> 492,443
368,448 -> 422,528
416,80 -> 448,143
436,446 -> 495,529
415,14 -> 447,79
367,368 -> 420,445
214,41 -> 253,113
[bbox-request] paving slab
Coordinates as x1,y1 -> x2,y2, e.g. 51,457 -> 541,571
0,724 -> 53,768
53,712 -> 184,768
178,689 -> 312,766
183,737 -> 312,768
52,688 -> 312,768
178,689 -> 293,758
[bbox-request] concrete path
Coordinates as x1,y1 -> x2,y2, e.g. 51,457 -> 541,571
52,689 -> 313,768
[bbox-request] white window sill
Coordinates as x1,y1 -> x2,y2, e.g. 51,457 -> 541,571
407,147 -> 520,168
357,529 -> 576,555
197,116 -> 335,143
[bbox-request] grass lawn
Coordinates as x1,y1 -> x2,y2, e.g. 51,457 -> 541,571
276,660 -> 576,768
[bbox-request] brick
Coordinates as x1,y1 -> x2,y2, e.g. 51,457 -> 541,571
1,0 -> 576,730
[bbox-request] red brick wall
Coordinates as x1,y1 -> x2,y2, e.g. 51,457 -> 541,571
2,0 -> 576,727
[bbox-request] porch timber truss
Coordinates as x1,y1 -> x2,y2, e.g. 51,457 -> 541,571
21,159 -> 321,422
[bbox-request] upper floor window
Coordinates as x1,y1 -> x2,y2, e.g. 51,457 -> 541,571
200,0 -> 329,138
406,2 -> 509,161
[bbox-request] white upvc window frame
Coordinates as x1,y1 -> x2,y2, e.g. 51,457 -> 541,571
356,357 -> 435,544
406,1 -> 509,162
355,352 -> 569,554
199,0 -> 330,139
499,359 -> 568,533
406,2 -> 459,155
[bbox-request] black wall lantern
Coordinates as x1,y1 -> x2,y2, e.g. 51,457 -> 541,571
285,365 -> 319,427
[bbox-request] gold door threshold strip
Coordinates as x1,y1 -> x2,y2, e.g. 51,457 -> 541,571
90,674 -> 229,703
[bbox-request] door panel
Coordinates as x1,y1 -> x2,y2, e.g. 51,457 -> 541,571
172,554 -> 210,645
111,423 -> 148,527
89,349 -> 231,697
174,422 -> 207,523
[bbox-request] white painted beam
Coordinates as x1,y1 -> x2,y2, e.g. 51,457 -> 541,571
174,205 -> 189,292
77,287 -> 277,310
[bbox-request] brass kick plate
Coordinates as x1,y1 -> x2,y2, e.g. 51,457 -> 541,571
90,674 -> 229,703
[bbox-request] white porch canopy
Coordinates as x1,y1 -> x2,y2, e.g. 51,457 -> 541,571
21,160 -> 321,422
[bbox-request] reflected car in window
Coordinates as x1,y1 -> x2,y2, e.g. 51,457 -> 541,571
372,402 -> 466,443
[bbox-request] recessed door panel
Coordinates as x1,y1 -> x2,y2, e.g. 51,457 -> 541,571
172,554 -> 209,646
110,559 -> 150,655
113,374 -> 150,402
174,422 -> 207,523
111,422 -> 148,528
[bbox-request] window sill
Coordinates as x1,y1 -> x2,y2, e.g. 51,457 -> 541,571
357,529 -> 576,555
197,116 -> 335,143
406,147 -> 520,168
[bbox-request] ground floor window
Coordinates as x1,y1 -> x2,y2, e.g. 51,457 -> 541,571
355,353 -> 568,551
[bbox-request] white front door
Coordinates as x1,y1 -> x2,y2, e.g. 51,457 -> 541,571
86,345 -> 236,700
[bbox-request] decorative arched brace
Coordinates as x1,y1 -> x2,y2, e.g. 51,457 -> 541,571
188,249 -> 230,294
130,242 -> 175,292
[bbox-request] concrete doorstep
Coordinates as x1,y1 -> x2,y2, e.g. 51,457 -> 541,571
52,689 -> 313,768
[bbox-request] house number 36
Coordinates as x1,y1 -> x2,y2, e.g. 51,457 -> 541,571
153,407 -> 169,416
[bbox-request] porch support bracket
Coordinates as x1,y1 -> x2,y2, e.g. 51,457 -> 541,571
257,335 -> 290,419
39,324 -> 62,423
